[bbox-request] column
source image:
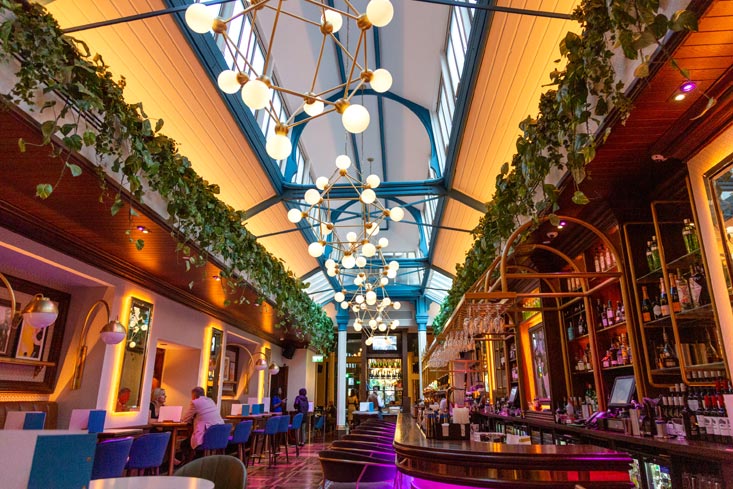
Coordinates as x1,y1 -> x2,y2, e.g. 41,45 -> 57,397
416,298 -> 430,397
336,309 -> 349,434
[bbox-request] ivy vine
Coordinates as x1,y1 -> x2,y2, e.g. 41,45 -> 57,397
0,0 -> 335,353
432,0 -> 698,335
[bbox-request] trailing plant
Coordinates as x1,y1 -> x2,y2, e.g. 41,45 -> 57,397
0,1 -> 334,353
432,0 -> 698,335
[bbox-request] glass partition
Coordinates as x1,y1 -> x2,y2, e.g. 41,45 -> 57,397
116,297 -> 153,412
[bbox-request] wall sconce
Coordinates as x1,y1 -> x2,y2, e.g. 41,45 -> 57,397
72,300 -> 127,390
0,272 -> 59,329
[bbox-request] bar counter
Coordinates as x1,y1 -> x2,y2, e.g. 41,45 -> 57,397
393,414 -> 633,488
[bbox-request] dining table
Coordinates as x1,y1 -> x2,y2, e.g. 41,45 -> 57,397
224,412 -> 277,429
89,476 -> 213,489
148,421 -> 190,476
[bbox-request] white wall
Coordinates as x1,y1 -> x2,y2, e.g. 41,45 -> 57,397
287,348 -> 316,411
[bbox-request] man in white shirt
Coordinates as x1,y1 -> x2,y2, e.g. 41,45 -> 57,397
181,386 -> 224,450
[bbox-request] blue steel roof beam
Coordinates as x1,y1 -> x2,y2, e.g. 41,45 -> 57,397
445,188 -> 487,213
282,179 -> 446,199
372,25 -> 389,180
425,0 -> 493,274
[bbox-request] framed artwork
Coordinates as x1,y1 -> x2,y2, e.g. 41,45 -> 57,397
0,299 -> 19,357
15,319 -> 47,361
529,323 -> 551,402
224,357 -> 231,382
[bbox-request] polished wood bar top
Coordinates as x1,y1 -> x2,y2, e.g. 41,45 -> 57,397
393,414 -> 632,488
481,412 -> 733,463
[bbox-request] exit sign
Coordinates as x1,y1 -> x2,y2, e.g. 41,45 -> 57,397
312,355 -> 324,363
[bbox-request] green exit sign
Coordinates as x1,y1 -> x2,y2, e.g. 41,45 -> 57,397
312,355 -> 324,363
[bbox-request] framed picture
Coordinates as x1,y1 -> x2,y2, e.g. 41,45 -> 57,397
224,357 -> 231,382
529,323 -> 551,402
15,319 -> 47,361
0,299 -> 19,357
126,297 -> 153,353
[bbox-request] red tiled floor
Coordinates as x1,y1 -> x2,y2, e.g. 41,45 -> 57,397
245,435 -> 331,489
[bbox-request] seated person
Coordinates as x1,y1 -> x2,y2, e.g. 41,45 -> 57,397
149,388 -> 167,420
116,387 -> 131,412
325,400 -> 337,431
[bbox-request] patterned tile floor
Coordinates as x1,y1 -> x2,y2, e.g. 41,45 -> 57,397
245,434 -> 332,489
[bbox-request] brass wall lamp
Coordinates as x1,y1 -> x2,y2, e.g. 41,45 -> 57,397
0,271 -> 59,329
72,299 -> 127,390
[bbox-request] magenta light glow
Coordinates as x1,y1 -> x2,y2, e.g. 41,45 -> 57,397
680,81 -> 696,93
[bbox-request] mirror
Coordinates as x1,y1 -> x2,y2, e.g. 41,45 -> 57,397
706,156 -> 733,293
116,297 -> 153,412
207,327 -> 223,403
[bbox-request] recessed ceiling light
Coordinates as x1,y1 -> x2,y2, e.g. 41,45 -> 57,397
212,275 -> 221,281
136,225 -> 149,234
680,81 -> 696,93
673,93 -> 686,102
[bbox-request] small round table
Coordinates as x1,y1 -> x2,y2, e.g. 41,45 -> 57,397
89,476 -> 214,489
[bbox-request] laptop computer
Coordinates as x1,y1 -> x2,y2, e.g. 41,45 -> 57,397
359,402 -> 372,412
157,405 -> 183,422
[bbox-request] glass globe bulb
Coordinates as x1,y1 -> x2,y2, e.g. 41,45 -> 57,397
241,79 -> 271,110
352,305 -> 360,312
320,222 -> 333,236
366,290 -> 377,303
392,319 -> 400,327
266,133 -> 292,160
327,268 -> 337,277
316,176 -> 329,190
366,0 -> 394,27
390,206 -> 405,222
325,258 -> 336,269
346,231 -> 358,242
378,322 -> 387,332
354,276 -> 363,286
360,303 -> 367,310
354,323 -> 362,332
334,291 -> 345,303
393,301 -> 401,310
387,269 -> 397,279
365,337 -> 373,346
360,188 -> 376,204
304,188 -> 321,206
304,98 -> 324,116
366,174 -> 381,188
335,154 -> 352,170
367,224 -> 380,237
217,70 -> 242,94
380,276 -> 388,286
389,260 -> 400,270
308,241 -> 324,257
362,242 -> 376,257
342,104 -> 370,133
340,301 -> 349,309
370,68 -> 393,93
185,3 -> 216,33
369,319 -> 377,328
287,208 -> 303,223
342,254 -> 356,269
321,9 -> 343,32
382,297 -> 391,307
355,294 -> 364,304
378,237 -> 389,248
390,322 -> 397,330
356,256 -> 367,268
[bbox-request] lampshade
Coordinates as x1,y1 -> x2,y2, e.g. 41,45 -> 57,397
356,256 -> 367,268
321,9 -> 343,33
266,132 -> 292,160
218,70 -> 242,94
254,358 -> 268,371
304,188 -> 321,206
21,294 -> 59,329
268,363 -> 280,375
387,269 -> 397,279
370,68 -> 393,93
382,297 -> 391,307
366,174 -> 381,188
380,276 -> 389,286
328,268 -> 338,277
342,104 -> 370,133
334,291 -> 345,303
354,276 -> 363,286
335,154 -> 352,170
304,97 -> 325,116
390,322 -> 397,330
378,237 -> 389,248
342,254 -> 356,269
100,320 -> 127,345
287,208 -> 303,223
389,206 -> 405,222
241,79 -> 271,110
185,3 -> 216,33
366,0 -> 394,27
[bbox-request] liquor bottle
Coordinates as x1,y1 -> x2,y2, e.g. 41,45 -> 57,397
606,300 -> 615,325
604,246 -> 613,270
594,250 -> 601,272
567,320 -> 575,341
669,274 -> 681,313
682,218 -> 700,254
676,268 -> 693,311
659,278 -> 670,317
652,296 -> 662,320
651,236 -> 661,270
641,286 -> 652,322
689,264 -> 709,307
645,241 -> 655,272
660,328 -> 679,368
598,247 -> 606,272
716,388 -> 731,444
620,334 -> 630,365
682,385 -> 699,440
598,299 -> 608,328
577,315 -> 586,336
704,329 -> 722,364
615,301 -> 624,323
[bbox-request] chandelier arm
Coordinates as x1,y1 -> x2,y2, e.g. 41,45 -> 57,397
314,82 -> 348,99
262,0 -> 285,75
243,12 -> 259,73
221,33 -> 246,74
345,79 -> 366,102
287,107 -> 338,129
303,0 -> 360,21
262,4 -> 321,26
311,33 -> 328,93
342,0 -> 359,16
286,101 -> 307,126
226,0 -> 269,23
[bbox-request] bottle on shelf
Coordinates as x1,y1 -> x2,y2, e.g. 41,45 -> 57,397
577,315 -> 586,336
606,300 -> 615,326
669,274 -> 681,313
645,241 -> 655,272
641,286 -> 652,322
659,278 -> 670,317
615,300 -> 624,323
594,250 -> 601,273
675,268 -> 693,311
689,264 -> 709,308
682,218 -> 700,254
598,299 -> 608,328
604,245 -> 613,270
659,328 -> 679,369
598,247 -> 607,272
651,236 -> 661,270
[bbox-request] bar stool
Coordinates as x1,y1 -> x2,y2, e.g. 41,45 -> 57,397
288,413 -> 304,456
126,432 -> 171,476
277,414 -> 290,463
252,415 -> 281,466
199,423 -> 231,456
228,420 -> 253,465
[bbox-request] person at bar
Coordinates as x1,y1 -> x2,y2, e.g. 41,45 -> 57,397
293,388 -> 309,445
116,387 -> 131,412
181,386 -> 224,453
149,387 -> 166,420
271,387 -> 285,413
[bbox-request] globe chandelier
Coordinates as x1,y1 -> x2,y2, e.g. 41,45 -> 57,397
184,0 -> 395,161
286,153 -> 405,268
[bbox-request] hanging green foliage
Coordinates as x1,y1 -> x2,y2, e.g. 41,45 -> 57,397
0,0 -> 334,353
